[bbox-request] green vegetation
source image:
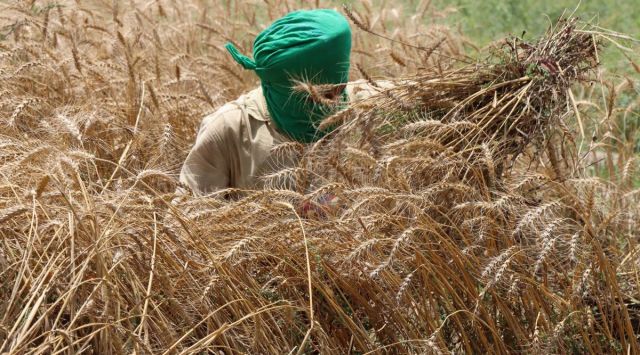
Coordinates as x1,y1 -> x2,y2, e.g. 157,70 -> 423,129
433,1 -> 637,40
1,1 -> 639,353
408,0 -> 640,74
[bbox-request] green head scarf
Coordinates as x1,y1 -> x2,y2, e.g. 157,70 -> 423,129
225,9 -> 352,143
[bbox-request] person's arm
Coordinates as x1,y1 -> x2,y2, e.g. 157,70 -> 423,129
179,108 -> 240,195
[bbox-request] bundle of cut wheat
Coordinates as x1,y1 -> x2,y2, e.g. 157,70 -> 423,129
310,17 -> 598,182
1,1 -> 639,353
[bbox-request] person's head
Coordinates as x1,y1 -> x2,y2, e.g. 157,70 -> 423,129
225,9 -> 352,143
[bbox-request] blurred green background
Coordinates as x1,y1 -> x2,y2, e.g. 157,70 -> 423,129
429,0 -> 638,42
403,0 -> 640,74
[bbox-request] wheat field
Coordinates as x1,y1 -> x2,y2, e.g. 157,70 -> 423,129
1,0 -> 639,354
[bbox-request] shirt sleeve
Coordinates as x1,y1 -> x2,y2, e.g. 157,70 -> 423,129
179,107 -> 241,195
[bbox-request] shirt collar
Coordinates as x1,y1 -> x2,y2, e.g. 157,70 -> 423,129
240,87 -> 271,122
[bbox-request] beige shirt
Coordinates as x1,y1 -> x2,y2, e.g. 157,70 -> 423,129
179,80 -> 383,195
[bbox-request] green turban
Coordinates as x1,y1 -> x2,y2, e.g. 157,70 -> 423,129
225,9 -> 352,143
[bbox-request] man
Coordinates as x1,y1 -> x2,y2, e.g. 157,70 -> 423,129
179,9 -> 380,195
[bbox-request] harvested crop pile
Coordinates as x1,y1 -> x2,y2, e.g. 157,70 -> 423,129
1,1 -> 639,354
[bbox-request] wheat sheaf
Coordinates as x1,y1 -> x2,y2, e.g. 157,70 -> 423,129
1,1 -> 639,354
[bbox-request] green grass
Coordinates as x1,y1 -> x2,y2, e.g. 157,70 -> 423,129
402,0 -> 640,74
432,0 -> 638,41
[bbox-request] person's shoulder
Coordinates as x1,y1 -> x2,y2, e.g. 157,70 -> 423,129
196,102 -> 245,143
201,88 -> 264,130
199,86 -> 266,128
200,102 -> 242,128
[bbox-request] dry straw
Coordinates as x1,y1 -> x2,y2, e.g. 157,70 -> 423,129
1,0 -> 639,354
